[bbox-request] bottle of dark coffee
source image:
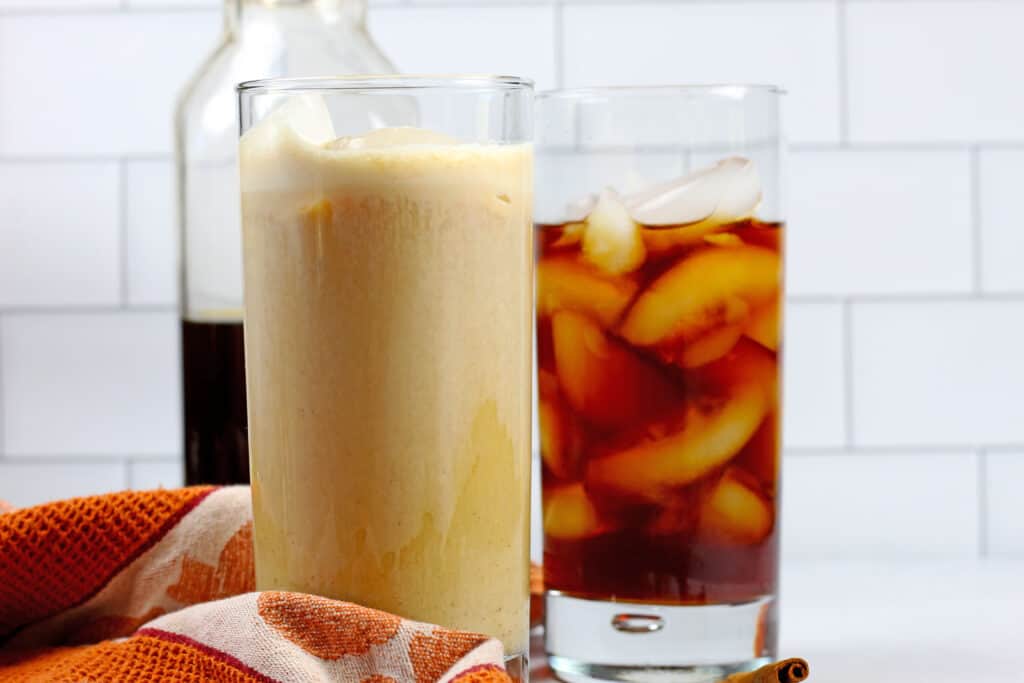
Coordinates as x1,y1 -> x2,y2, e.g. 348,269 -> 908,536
175,0 -> 394,485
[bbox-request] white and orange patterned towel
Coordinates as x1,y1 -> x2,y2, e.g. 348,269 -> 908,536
0,486 -> 513,682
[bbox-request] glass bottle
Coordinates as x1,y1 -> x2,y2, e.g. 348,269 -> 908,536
175,0 -> 394,486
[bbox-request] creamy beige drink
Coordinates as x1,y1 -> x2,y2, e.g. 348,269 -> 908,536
240,97 -> 533,654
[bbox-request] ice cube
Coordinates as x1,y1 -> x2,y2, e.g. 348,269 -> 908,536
581,189 -> 646,275
658,323 -> 746,369
536,256 -> 639,328
745,299 -> 780,351
619,245 -> 779,348
551,310 -> 681,432
584,340 -> 775,503
704,233 -> 745,248
543,483 -> 610,540
550,221 -> 586,249
539,397 -> 585,481
697,468 -> 773,545
327,126 -> 457,150
245,93 -> 336,147
564,193 -> 597,223
734,414 -> 778,490
624,157 -> 762,227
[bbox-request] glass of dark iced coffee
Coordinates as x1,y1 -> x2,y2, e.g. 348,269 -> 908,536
535,86 -> 784,681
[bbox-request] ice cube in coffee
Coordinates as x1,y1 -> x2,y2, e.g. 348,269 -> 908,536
537,157 -> 782,605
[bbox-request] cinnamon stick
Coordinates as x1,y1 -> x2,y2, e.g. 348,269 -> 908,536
723,658 -> 809,683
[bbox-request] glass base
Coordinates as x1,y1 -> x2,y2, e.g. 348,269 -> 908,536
544,592 -> 775,683
505,652 -> 529,682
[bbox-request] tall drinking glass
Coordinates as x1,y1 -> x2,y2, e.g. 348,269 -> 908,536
535,86 -> 784,681
238,76 -> 535,676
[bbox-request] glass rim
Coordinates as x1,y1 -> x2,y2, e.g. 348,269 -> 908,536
237,74 -> 534,95
538,84 -> 786,100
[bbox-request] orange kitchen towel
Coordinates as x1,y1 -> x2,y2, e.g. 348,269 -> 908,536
0,487 -> 513,683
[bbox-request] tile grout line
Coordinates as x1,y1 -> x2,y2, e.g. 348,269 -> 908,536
0,454 -> 180,463
977,449 -> 988,558
841,299 -> 855,448
786,444 -> 1024,456
0,155 -> 172,164
0,5 -> 217,17
0,305 -> 175,316
836,0 -> 849,146
969,145 -> 984,293
788,291 -> 1024,304
118,159 -> 131,308
791,141 -> 1024,152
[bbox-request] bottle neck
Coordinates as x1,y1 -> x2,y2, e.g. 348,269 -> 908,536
224,0 -> 367,34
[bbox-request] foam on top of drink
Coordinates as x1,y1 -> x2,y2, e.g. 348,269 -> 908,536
240,94 -> 531,195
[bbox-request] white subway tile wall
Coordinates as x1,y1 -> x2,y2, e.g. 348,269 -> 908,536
0,162 -> 121,307
0,462 -> 126,509
985,452 -> 1024,557
562,2 -> 841,144
128,459 -> 185,491
0,13 -> 218,157
787,149 -> 973,296
846,1 -> 1024,143
0,0 -> 1020,560
370,6 -> 558,90
782,303 -> 846,448
782,452 -> 980,559
851,301 -> 1024,448
123,161 -> 178,306
1,312 -> 181,456
0,0 -> 118,9
979,149 -> 1024,293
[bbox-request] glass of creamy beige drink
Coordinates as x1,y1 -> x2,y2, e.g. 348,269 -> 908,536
237,76 -> 534,675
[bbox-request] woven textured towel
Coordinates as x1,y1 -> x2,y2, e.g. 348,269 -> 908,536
0,486 -> 514,683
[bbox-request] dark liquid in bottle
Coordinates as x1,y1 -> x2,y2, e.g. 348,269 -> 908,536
182,319 -> 249,485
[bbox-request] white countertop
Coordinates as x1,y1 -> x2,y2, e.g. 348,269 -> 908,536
531,560 -> 1022,682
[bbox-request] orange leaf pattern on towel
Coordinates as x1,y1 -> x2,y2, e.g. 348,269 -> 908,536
409,628 -> 491,683
0,487 -> 214,639
0,488 -> 517,683
452,666 -> 514,683
166,522 -> 255,605
257,592 -> 402,659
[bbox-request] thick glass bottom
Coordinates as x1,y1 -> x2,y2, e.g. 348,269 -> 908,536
544,592 -> 775,683
505,652 -> 529,682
